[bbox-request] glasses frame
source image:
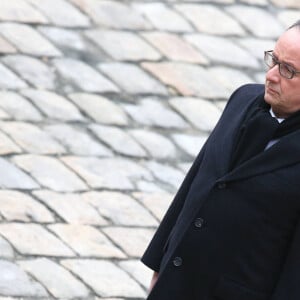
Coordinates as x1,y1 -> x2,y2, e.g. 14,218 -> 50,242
264,50 -> 300,79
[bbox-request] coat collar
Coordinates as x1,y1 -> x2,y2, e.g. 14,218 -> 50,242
212,90 -> 300,183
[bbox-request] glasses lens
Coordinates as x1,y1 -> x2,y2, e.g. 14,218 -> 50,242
279,63 -> 293,79
265,52 -> 275,68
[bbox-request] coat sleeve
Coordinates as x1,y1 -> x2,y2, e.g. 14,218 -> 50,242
271,216 -> 300,300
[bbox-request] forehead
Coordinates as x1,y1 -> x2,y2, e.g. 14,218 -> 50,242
275,28 -> 300,64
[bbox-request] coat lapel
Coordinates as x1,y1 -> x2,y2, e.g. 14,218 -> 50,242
220,129 -> 300,183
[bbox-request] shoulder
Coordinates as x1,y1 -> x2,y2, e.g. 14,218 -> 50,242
225,83 -> 265,110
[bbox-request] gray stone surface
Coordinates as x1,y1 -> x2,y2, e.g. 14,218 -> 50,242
21,89 -> 85,121
0,91 -> 42,121
19,258 -> 90,298
53,58 -> 119,93
2,55 -> 56,89
130,129 -> 177,159
85,30 -> 161,61
171,133 -> 208,157
61,156 -> 152,190
99,62 -> 168,95
0,237 -> 14,259
0,63 -> 28,89
226,5 -> 284,38
133,3 -> 193,32
278,10 -> 300,29
89,124 -> 147,158
270,0 -> 300,7
0,260 -> 48,297
62,259 -> 146,298
44,124 -> 113,156
49,224 -> 126,258
169,97 -> 222,131
0,23 -> 61,57
123,98 -> 188,129
103,227 -> 155,257
0,122 -> 65,154
0,157 -> 39,189
0,36 -> 17,54
0,0 -> 48,24
132,192 -> 174,221
0,190 -> 54,223
0,223 -> 74,256
175,4 -> 245,35
0,132 -> 22,155
33,190 -> 108,225
27,0 -> 90,27
69,93 -> 128,125
83,191 -> 158,226
12,155 -> 87,192
185,34 -> 260,69
142,32 -> 208,64
142,62 -> 227,98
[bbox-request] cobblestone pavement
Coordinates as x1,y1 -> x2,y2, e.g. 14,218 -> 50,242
0,0 -> 299,299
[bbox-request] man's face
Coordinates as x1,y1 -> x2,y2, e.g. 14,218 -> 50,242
264,28 -> 300,118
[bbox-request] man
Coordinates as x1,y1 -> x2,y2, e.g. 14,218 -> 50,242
141,20 -> 300,300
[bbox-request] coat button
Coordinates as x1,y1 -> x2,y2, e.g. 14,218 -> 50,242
217,182 -> 227,189
173,257 -> 183,267
194,217 -> 204,228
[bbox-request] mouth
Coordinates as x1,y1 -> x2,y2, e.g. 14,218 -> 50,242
266,85 -> 279,96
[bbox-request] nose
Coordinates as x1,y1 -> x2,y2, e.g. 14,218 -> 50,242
266,64 -> 280,83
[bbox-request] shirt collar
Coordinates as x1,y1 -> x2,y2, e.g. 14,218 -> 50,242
269,108 -> 285,123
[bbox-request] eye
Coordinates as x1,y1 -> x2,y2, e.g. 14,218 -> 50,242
281,63 -> 294,76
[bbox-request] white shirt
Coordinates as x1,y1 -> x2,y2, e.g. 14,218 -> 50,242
265,108 -> 284,150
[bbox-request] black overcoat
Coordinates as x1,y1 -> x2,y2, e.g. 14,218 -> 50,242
142,84 -> 300,300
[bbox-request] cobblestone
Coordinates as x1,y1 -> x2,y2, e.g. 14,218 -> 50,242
70,0 -> 151,30
226,6 -> 284,38
62,259 -> 146,298
0,122 -> 65,154
85,30 -> 161,61
53,58 -> 119,93
89,125 -> 147,158
2,55 -> 56,90
0,223 -> 74,256
175,4 -> 245,36
12,155 -> 87,192
132,192 -> 174,221
130,129 -> 177,160
21,89 -> 85,121
19,258 -> 90,298
83,191 -> 158,226
0,158 -> 39,189
49,224 -> 126,258
0,36 -> 16,54
61,156 -> 153,190
132,3 -> 193,32
171,133 -> 208,157
33,190 -> 108,225
142,62 -> 227,98
169,97 -> 222,132
0,237 -> 14,259
0,91 -> 42,121
27,0 -> 90,28
0,132 -> 22,155
44,124 -> 113,156
0,260 -> 48,297
123,98 -> 188,129
0,63 -> 28,90
0,0 -> 48,24
0,23 -> 61,57
0,190 -> 54,223
103,227 -> 155,257
68,93 -> 128,125
142,32 -> 208,64
98,62 -> 168,95
185,34 -> 259,69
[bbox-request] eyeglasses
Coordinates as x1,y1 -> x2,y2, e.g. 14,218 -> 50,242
264,50 -> 300,79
